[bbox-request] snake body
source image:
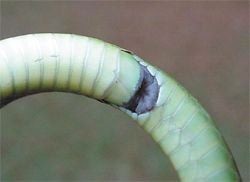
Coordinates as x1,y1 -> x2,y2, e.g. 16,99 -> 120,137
0,34 -> 240,181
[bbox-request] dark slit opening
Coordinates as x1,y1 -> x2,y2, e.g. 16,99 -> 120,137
123,63 -> 159,114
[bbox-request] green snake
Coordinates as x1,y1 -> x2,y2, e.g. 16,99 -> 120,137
0,33 -> 241,181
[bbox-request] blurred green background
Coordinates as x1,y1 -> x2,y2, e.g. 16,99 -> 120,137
0,1 -> 249,181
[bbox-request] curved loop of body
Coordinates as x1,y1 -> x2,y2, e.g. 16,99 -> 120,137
0,34 -> 241,181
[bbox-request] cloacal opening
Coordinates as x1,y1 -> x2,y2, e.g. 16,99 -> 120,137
123,63 -> 159,114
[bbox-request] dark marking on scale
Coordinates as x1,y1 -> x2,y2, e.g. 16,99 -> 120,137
123,62 -> 160,114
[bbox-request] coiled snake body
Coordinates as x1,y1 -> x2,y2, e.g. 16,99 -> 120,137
0,34 -> 241,181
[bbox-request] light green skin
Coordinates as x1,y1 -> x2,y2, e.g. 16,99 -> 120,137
0,34 -> 240,181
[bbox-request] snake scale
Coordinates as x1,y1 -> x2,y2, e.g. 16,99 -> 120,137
0,34 -> 241,181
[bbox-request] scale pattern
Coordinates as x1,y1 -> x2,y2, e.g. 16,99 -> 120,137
122,58 -> 240,181
0,34 -> 240,181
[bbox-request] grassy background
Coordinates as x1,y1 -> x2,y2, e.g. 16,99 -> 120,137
1,1 -> 249,181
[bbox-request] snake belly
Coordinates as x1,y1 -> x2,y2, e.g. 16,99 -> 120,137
0,34 -> 241,181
